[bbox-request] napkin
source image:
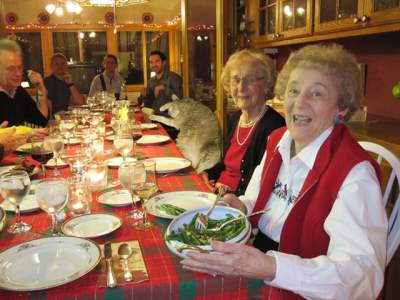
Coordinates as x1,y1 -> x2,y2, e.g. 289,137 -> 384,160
97,240 -> 149,286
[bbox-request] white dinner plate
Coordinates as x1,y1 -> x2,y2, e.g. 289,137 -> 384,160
61,213 -> 122,238
106,156 -> 136,168
16,142 -> 43,153
0,165 -> 15,174
63,138 -> 81,145
0,236 -> 101,291
165,206 -> 250,259
140,123 -> 158,129
97,189 -> 132,207
45,158 -> 68,168
105,135 -> 115,141
137,135 -> 170,145
0,180 -> 40,213
148,157 -> 191,174
145,190 -> 216,219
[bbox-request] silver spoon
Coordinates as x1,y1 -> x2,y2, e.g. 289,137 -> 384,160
118,243 -> 133,282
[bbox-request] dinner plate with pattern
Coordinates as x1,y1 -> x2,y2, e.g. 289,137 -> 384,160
136,135 -> 170,145
140,123 -> 158,129
97,189 -> 132,207
0,236 -> 101,291
61,213 -> 122,238
148,157 -> 191,174
145,190 -> 216,219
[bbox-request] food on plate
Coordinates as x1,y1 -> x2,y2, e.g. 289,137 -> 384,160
10,159 -> 42,177
156,203 -> 186,216
165,213 -> 245,246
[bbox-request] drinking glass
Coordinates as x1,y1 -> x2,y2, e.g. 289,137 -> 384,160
44,134 -> 64,176
59,119 -> 76,147
136,160 -> 158,229
114,133 -> 133,162
35,178 -> 69,235
118,161 -> 146,224
0,171 -> 31,234
130,123 -> 142,157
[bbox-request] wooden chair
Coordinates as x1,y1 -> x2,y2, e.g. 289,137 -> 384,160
359,141 -> 400,265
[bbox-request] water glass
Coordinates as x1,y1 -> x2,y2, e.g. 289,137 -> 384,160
118,161 -> 146,223
0,171 -> 31,234
114,133 -> 133,161
35,178 -> 69,235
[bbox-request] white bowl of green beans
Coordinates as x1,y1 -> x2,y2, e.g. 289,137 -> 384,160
165,206 -> 250,258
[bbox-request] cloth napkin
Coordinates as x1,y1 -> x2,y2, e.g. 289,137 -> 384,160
97,240 -> 149,287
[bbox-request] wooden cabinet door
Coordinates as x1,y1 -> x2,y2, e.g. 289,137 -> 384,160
256,0 -> 279,43
314,0 -> 364,33
278,0 -> 313,39
364,0 -> 400,26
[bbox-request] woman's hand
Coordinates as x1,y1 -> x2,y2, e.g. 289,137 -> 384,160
28,128 -> 48,140
0,130 -> 27,153
219,193 -> 247,213
181,240 -> 276,280
200,172 -> 216,192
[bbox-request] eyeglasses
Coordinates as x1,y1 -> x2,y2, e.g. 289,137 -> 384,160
229,75 -> 265,87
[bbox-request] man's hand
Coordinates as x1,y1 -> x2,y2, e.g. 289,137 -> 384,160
0,130 -> 27,153
63,73 -> 73,85
218,193 -> 247,213
181,241 -> 276,280
200,172 -> 216,193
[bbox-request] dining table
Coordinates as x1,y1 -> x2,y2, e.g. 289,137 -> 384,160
0,112 -> 273,300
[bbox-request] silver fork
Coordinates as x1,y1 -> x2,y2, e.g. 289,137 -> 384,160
206,208 -> 271,232
195,186 -> 227,231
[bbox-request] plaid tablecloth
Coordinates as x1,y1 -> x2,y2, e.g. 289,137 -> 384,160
0,121 -> 272,300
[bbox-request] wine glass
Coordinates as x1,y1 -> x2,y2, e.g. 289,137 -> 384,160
119,161 -> 146,224
0,170 -> 31,234
59,119 -> 75,148
114,133 -> 133,162
44,134 -> 64,176
130,123 -> 142,157
135,160 -> 159,229
35,178 -> 69,235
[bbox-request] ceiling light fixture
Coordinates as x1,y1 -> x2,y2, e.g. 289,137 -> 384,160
45,1 -> 83,16
76,0 -> 149,6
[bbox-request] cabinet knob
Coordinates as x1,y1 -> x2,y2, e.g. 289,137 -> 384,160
361,15 -> 370,23
353,17 -> 361,24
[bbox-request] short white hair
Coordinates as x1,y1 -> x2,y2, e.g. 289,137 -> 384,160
0,39 -> 22,87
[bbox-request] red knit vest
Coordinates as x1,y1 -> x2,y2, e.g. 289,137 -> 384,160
250,124 -> 381,300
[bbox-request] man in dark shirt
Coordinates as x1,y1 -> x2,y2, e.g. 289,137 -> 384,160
44,53 -> 84,115
0,39 -> 48,127
140,50 -> 183,117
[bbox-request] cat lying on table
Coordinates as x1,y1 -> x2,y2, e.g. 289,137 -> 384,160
149,98 -> 222,173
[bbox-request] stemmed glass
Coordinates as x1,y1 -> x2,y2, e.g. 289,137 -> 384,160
114,133 -> 133,162
119,161 -> 146,225
0,171 -> 31,234
35,178 -> 69,235
44,134 -> 64,176
136,160 -> 159,229
130,123 -> 142,158
59,119 -> 75,148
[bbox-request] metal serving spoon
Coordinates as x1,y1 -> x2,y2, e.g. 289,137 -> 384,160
118,243 -> 133,282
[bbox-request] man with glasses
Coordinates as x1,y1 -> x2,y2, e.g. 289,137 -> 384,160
44,53 -> 84,115
0,39 -> 48,127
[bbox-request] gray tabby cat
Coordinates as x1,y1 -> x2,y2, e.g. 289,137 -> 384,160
149,98 -> 222,173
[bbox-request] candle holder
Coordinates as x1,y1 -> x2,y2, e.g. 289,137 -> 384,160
86,161 -> 108,191
67,178 -> 92,216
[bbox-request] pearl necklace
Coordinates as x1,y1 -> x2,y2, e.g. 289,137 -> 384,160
236,106 -> 267,146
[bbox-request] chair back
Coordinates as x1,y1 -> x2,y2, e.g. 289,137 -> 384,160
359,141 -> 400,265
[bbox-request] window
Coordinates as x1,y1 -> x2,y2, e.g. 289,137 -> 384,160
145,31 -> 169,78
118,31 -> 144,84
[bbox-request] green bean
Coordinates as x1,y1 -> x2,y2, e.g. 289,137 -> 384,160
156,203 -> 186,216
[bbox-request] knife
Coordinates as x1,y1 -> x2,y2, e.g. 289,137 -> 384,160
105,241 -> 117,288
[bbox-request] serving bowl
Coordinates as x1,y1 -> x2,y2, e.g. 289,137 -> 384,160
165,206 -> 250,258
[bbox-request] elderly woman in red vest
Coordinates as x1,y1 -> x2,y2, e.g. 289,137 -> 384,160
181,44 -> 387,299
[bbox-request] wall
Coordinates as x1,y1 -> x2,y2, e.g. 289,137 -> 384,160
274,31 -> 400,120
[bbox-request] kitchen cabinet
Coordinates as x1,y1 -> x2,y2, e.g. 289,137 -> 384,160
256,0 -> 313,43
314,0 -> 400,34
248,0 -> 400,47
